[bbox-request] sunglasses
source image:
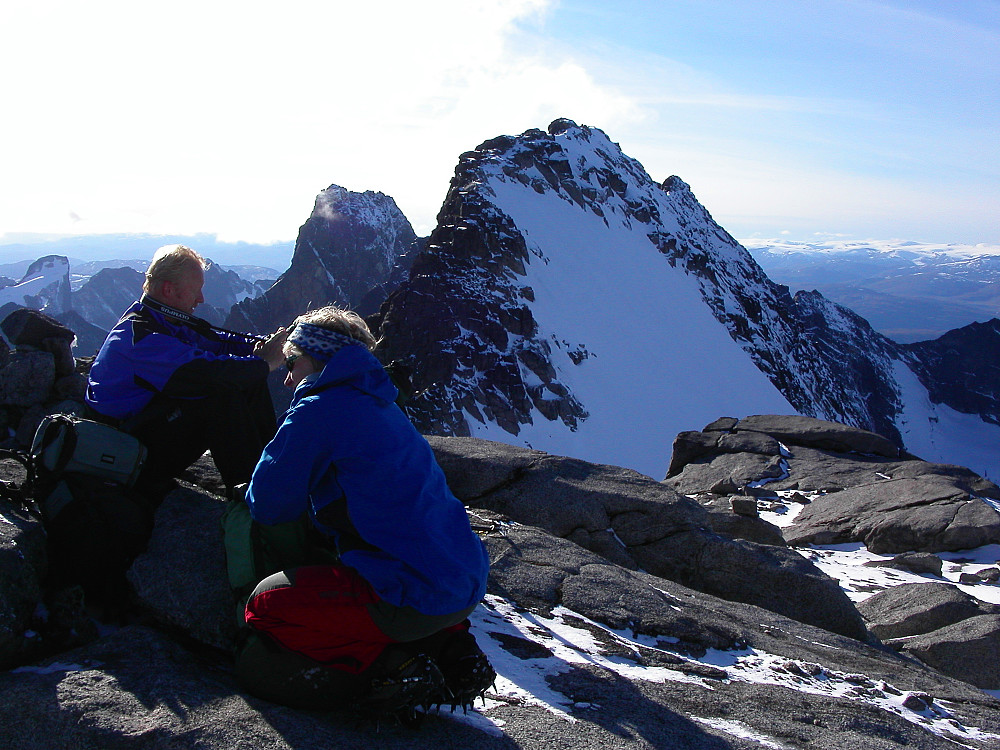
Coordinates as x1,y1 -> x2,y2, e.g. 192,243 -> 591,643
284,354 -> 301,372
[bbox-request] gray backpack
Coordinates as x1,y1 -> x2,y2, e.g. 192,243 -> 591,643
31,413 -> 147,488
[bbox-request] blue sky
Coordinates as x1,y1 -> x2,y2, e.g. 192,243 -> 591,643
1,0 -> 997,245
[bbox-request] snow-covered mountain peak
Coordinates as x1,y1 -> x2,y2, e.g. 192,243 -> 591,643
375,121 -> 806,475
373,120 -> 1000,481
0,254 -> 71,315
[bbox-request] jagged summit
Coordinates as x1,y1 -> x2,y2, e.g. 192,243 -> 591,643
373,120 -> 999,480
227,185 -> 417,333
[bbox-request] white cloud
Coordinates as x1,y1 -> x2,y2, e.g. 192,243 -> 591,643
1,0 -> 996,245
0,0 -> 650,241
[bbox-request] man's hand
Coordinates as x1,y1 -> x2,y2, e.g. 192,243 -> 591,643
255,327 -> 289,371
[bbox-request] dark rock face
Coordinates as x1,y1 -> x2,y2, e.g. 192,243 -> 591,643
372,175 -> 588,437
902,318 -> 1000,427
227,185 -> 417,335
68,266 -> 143,331
785,291 -> 905,443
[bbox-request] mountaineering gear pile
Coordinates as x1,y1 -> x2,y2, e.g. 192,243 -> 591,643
28,414 -> 155,606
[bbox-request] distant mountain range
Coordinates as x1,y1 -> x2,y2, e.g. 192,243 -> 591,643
744,239 -> 1000,343
0,255 -> 277,355
0,233 -> 293,269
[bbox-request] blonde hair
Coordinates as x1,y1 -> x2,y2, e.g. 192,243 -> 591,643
143,245 -> 207,296
284,306 -> 376,363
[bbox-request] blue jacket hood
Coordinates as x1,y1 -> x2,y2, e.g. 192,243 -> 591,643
292,344 -> 398,407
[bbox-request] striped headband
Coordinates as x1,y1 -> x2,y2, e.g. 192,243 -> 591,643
287,323 -> 366,363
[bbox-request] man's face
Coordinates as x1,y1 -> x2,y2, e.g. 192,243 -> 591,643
162,264 -> 205,314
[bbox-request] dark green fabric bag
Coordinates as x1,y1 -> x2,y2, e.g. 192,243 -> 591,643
220,496 -> 337,605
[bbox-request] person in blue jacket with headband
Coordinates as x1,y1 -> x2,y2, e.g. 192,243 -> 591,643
86,244 -> 287,494
238,306 -> 493,720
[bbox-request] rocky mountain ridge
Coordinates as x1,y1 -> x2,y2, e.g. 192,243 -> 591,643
368,119 -> 999,482
0,120 -> 995,483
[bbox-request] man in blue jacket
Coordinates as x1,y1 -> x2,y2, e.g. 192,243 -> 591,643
235,306 -> 493,720
86,245 -> 287,494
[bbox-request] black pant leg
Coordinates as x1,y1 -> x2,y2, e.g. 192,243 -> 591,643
200,379 -> 276,487
132,381 -> 276,490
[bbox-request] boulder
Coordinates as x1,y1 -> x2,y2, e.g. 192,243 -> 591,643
127,482 -> 237,651
665,416 -> 1000,555
902,614 -> 1000,689
734,414 -> 900,457
857,583 -> 997,641
717,431 -> 783,457
784,476 -> 1000,554
429,436 -> 867,640
768,447 -> 998,499
0,309 -> 75,348
1,309 -> 77,378
696,495 -> 788,547
863,552 -> 943,577
0,351 -> 55,408
665,430 -> 720,477
666,452 -> 787,495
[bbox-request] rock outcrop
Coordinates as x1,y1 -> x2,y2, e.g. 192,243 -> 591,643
369,120 -> 1000,483
5,444 -> 1000,748
902,319 -> 1000,427
0,309 -> 89,447
427,435 -> 867,641
666,414 -> 1000,554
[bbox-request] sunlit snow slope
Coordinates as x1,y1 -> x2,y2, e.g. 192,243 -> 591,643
467,179 -> 794,476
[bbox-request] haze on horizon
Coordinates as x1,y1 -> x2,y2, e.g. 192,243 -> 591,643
2,0 -> 997,246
